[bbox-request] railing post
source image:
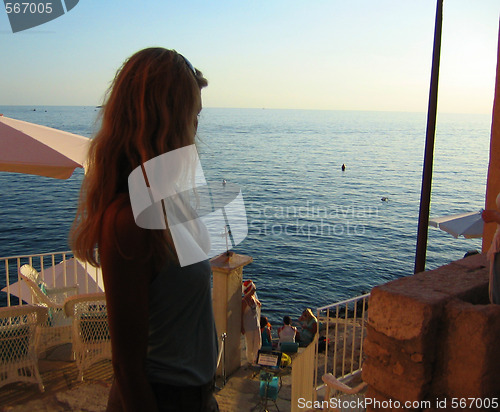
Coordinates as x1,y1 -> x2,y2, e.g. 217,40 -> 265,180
210,252 -> 253,377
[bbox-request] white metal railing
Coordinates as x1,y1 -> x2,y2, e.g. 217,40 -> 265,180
1,250 -> 103,307
290,294 -> 370,408
313,294 -> 370,398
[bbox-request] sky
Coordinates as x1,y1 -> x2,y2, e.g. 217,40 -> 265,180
0,0 -> 499,114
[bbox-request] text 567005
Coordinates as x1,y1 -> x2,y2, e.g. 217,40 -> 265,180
5,3 -> 53,14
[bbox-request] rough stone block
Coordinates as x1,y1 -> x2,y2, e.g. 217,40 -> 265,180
364,324 -> 435,366
432,299 -> 500,398
364,253 -> 495,405
451,252 -> 488,271
368,282 -> 446,342
420,263 -> 488,302
363,326 -> 432,386
362,359 -> 428,403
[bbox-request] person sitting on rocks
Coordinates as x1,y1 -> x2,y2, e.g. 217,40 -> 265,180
278,315 -> 297,345
297,308 -> 318,346
260,316 -> 273,349
482,192 -> 500,304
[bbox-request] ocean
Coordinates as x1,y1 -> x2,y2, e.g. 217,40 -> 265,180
0,106 -> 491,326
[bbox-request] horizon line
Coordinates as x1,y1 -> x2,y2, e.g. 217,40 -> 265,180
0,104 -> 493,117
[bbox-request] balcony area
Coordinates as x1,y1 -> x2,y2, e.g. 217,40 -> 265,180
1,249 -> 499,411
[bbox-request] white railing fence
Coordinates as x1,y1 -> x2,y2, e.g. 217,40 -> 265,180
314,294 -> 369,397
1,250 -> 103,307
290,294 -> 370,408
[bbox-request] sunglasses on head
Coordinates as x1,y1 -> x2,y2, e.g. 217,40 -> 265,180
180,54 -> 197,77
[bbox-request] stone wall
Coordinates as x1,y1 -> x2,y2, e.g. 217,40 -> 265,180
362,253 -> 500,411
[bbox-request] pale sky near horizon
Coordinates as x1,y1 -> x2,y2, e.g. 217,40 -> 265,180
0,1 -> 499,114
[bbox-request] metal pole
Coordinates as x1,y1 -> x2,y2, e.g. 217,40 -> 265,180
414,0 -> 444,274
222,332 -> 227,386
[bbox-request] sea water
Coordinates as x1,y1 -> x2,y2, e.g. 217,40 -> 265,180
0,106 -> 491,325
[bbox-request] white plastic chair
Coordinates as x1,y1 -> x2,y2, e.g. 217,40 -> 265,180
0,305 -> 48,392
19,264 -> 78,354
63,293 -> 111,381
322,371 -> 367,412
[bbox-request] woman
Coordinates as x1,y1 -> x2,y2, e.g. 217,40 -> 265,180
71,48 -> 219,412
297,308 -> 318,346
482,192 -> 500,304
241,280 -> 261,364
278,315 -> 297,344
260,316 -> 273,349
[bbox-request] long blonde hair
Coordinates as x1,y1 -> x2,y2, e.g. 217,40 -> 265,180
71,47 -> 207,267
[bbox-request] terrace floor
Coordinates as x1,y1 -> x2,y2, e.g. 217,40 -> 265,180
0,338 -> 295,412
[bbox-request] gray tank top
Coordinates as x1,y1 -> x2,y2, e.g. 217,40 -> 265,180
146,259 -> 218,386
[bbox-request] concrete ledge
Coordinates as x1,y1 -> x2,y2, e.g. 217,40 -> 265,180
432,298 -> 500,398
363,359 -> 428,403
363,325 -> 432,386
363,253 -> 498,404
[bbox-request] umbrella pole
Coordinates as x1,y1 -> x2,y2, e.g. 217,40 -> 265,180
414,0 -> 443,274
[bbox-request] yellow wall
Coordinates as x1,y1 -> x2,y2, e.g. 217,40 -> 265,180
483,21 -> 500,252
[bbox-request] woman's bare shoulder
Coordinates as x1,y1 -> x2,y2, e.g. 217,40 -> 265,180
102,195 -> 135,232
101,194 -> 150,259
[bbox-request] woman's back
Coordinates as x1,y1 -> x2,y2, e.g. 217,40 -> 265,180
147,259 -> 218,387
279,324 -> 296,343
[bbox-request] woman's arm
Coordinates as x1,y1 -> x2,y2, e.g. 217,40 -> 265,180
266,327 -> 272,342
310,320 -> 318,336
100,200 -> 158,412
482,209 -> 500,225
303,318 -> 318,336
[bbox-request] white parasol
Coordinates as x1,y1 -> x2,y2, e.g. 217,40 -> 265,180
429,211 -> 483,239
0,114 -> 90,179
